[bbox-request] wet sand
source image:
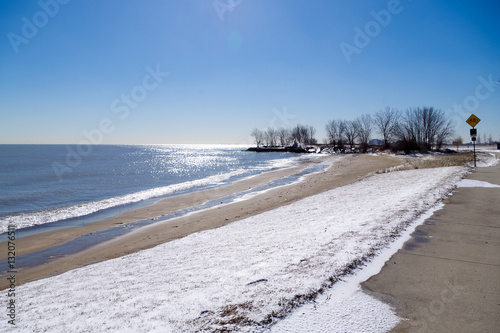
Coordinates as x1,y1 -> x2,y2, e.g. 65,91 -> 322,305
1,154 -> 405,289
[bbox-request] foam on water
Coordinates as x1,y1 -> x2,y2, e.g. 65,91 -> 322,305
0,144 -> 321,233
0,169 -> 246,233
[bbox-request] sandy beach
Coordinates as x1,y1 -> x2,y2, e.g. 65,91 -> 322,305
2,150 -> 490,333
1,153 -> 410,290
4,151 -> 485,333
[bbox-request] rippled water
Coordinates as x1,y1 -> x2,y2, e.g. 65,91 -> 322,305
0,144 -> 317,233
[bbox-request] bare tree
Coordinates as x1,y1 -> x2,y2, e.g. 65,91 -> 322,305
427,107 -> 454,150
394,107 -> 453,153
435,117 -> 454,150
299,125 -> 309,144
394,108 -> 421,152
307,125 -> 317,145
453,136 -> 463,151
374,107 -> 399,149
291,124 -> 317,145
290,125 -> 303,144
325,120 -> 338,146
325,119 -> 343,150
277,127 -> 290,147
265,127 -> 278,147
344,120 -> 359,150
337,120 -> 346,151
356,114 -> 372,153
251,128 -> 264,147
487,134 -> 493,145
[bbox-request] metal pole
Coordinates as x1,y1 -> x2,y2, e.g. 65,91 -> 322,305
473,137 -> 476,167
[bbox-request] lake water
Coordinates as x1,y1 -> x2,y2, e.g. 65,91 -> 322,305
0,144 -> 320,235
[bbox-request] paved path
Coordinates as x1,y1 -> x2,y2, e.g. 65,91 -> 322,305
363,152 -> 500,333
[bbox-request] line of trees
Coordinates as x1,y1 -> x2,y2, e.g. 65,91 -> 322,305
251,124 -> 317,147
454,133 -> 498,146
473,133 -> 496,145
251,106 -> 458,154
324,114 -> 374,153
326,107 -> 454,153
394,107 -> 454,153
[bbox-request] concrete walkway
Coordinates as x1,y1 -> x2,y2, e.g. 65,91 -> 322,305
363,152 -> 500,333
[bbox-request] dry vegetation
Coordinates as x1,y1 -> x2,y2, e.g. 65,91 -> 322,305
377,152 -> 474,174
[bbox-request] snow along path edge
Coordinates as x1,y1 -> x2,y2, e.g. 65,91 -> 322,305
6,166 -> 469,333
265,190 -> 457,333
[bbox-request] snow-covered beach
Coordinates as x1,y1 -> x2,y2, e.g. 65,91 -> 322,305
4,152 -> 496,332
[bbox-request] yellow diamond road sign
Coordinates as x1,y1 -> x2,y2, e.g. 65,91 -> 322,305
466,114 -> 481,128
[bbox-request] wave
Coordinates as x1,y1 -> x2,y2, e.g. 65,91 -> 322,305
0,169 -> 247,233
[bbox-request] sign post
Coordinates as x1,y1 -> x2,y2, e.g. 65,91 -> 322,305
466,114 -> 481,167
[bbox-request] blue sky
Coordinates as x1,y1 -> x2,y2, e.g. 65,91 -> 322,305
1,0 -> 499,144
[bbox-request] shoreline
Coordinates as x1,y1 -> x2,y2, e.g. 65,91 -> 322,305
0,154 -> 408,289
0,155 -> 330,260
0,155 -> 336,271
4,153 -> 480,332
3,151 -> 479,291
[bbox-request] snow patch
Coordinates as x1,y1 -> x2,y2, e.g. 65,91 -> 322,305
475,152 -> 499,167
457,179 -> 500,188
267,203 -> 444,333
